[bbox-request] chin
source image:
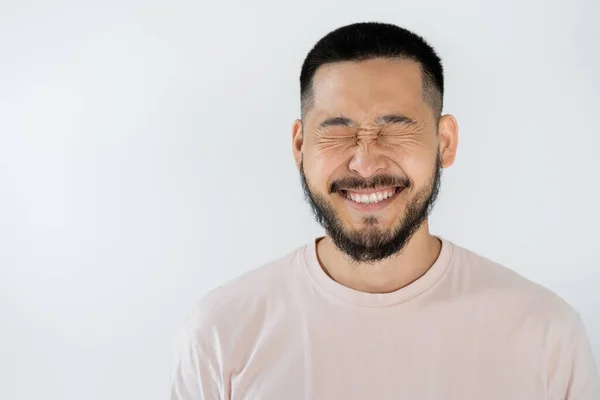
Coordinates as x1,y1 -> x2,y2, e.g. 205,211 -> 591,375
344,215 -> 399,234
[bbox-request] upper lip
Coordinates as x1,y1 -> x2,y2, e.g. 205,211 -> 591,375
340,186 -> 401,195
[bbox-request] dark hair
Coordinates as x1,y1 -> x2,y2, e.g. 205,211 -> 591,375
300,22 -> 444,120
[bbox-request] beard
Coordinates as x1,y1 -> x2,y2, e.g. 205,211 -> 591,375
299,154 -> 443,263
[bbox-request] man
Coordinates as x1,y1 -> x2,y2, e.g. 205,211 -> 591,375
170,22 -> 599,399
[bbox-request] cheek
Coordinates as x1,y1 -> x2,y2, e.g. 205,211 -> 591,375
379,134 -> 438,180
306,137 -> 349,170
403,154 -> 437,190
303,152 -> 341,192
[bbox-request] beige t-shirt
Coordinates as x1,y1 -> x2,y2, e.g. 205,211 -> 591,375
170,238 -> 599,399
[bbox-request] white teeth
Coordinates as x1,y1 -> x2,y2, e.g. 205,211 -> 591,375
346,189 -> 397,204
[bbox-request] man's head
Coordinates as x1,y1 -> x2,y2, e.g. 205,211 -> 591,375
292,22 -> 458,263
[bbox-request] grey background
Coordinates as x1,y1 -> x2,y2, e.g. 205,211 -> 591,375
1,0 -> 598,398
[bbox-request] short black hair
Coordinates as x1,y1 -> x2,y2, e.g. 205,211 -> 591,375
300,22 -> 444,120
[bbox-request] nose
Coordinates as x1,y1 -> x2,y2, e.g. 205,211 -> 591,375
348,129 -> 387,178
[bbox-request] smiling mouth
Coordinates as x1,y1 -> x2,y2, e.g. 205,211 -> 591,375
340,186 -> 403,205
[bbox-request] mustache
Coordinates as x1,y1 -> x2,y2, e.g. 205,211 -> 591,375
329,174 -> 411,194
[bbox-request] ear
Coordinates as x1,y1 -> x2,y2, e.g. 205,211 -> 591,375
437,114 -> 459,168
292,119 -> 304,170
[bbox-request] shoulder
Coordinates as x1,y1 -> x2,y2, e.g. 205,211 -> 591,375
182,243 -> 307,346
453,245 -> 600,398
449,241 -> 582,330
170,246 -> 306,399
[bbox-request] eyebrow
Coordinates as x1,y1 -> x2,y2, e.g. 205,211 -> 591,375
318,116 -> 354,129
377,114 -> 417,125
318,114 -> 417,129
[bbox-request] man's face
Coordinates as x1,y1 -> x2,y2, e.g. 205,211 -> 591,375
296,58 -> 443,263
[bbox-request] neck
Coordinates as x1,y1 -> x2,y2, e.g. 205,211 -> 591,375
315,223 -> 442,294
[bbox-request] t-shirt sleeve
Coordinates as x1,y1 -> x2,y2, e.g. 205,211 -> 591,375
548,313 -> 600,400
169,312 -> 225,400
